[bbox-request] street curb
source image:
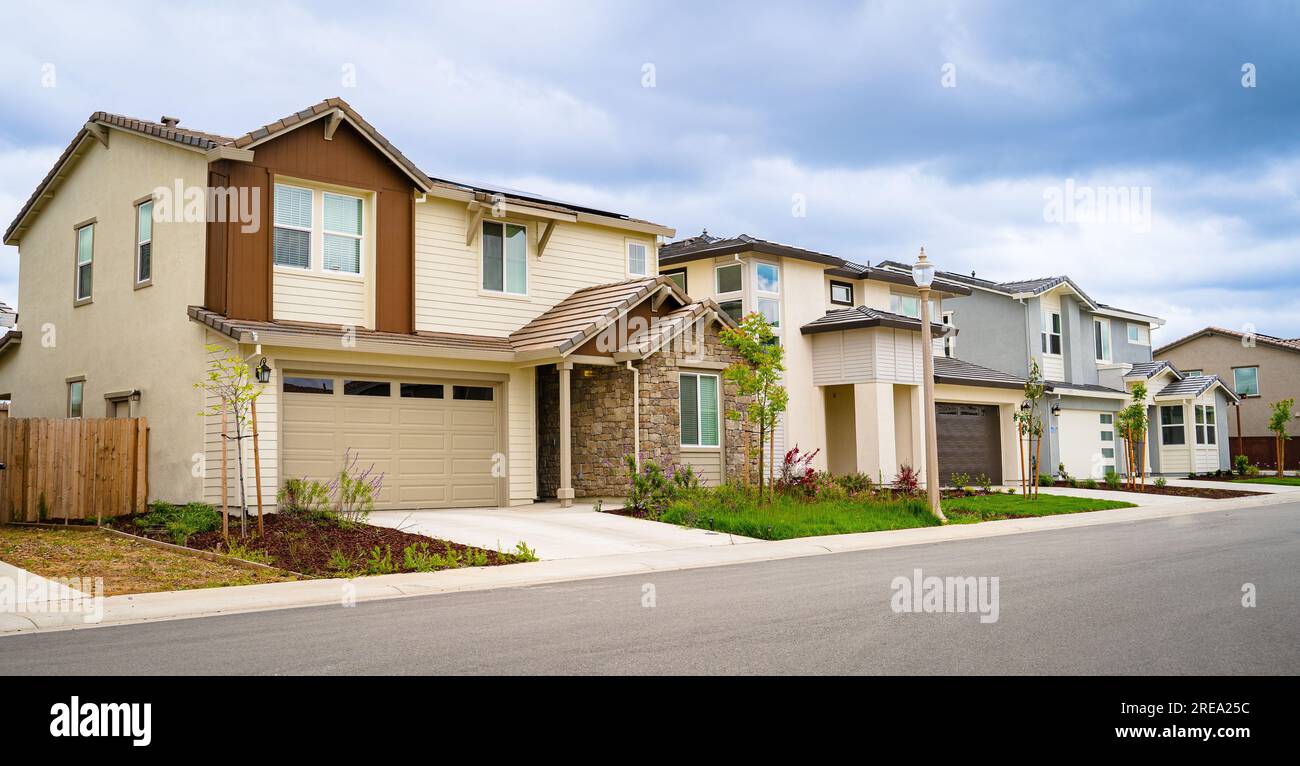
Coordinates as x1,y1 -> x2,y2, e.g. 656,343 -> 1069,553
2,491 -> 1295,636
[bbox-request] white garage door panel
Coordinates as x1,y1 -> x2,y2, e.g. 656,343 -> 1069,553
282,375 -> 499,510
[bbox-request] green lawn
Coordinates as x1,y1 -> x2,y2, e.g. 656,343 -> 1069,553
653,488 -> 1137,540
1231,476 -> 1300,486
942,493 -> 1135,523
658,492 -> 940,540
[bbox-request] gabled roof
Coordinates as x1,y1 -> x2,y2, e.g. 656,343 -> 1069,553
509,276 -> 729,358
227,98 -> 434,191
1153,374 -> 1241,404
874,260 -> 1163,326
800,305 -> 954,336
1124,360 -> 1182,380
1153,326 -> 1300,357
661,234 -> 971,296
8,98 -> 670,245
933,356 -> 1025,389
0,329 -> 20,355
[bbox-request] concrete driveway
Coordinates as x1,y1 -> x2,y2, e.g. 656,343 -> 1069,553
367,500 -> 756,560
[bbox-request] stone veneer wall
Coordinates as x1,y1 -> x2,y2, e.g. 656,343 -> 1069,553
534,321 -> 755,499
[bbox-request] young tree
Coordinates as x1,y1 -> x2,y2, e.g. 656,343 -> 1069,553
720,312 -> 788,500
195,344 -> 266,538
1267,398 -> 1295,478
1115,382 -> 1149,491
1016,360 -> 1046,499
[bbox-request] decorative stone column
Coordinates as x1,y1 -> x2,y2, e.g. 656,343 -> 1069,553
557,361 -> 574,507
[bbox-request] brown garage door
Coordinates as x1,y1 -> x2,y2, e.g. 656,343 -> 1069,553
935,403 -> 1002,485
281,374 -> 500,510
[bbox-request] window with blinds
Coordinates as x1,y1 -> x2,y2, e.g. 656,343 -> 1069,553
273,184 -> 312,269
680,373 -> 720,447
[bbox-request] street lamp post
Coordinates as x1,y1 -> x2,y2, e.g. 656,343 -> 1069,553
912,247 -> 947,523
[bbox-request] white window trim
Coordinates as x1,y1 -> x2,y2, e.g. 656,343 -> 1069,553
1232,366 -> 1259,398
754,260 -> 780,330
1195,404 -> 1217,446
1094,317 -> 1112,362
1159,404 -> 1186,446
1041,311 -> 1063,356
714,262 -> 744,321
135,198 -> 153,288
941,310 -> 956,357
625,238 -> 650,278
272,181 -> 368,281
1127,322 -> 1150,346
479,218 -> 530,297
679,372 -> 721,448
321,191 -> 365,276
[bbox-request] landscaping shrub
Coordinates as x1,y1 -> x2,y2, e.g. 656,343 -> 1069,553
277,477 -> 332,520
1104,470 -> 1121,489
134,501 -> 221,546
1154,477 -> 1168,488
1234,454 -> 1250,476
893,464 -> 920,494
277,450 -> 383,528
1038,473 -> 1056,488
832,472 -> 874,496
975,473 -> 993,494
621,456 -> 701,517
950,472 -> 971,490
1083,478 -> 1099,489
776,445 -> 821,493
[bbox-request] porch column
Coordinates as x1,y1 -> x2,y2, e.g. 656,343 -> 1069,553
557,361 -> 575,507
853,382 -> 897,480
909,384 -> 927,483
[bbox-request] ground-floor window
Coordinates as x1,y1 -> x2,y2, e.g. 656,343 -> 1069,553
67,379 -> 84,418
1195,404 -> 1216,445
1159,405 -> 1185,445
679,372 -> 719,447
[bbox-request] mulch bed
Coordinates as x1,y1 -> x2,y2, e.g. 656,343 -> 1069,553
108,513 -> 523,577
1043,481 -> 1263,499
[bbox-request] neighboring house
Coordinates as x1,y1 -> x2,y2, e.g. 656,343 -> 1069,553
659,235 -> 1029,487
1154,327 -> 1300,469
873,262 -> 1236,477
0,99 -> 751,511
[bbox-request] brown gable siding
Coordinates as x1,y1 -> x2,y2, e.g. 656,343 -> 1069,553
205,119 -> 417,331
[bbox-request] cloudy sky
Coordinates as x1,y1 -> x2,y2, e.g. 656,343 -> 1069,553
3,0 -> 1298,343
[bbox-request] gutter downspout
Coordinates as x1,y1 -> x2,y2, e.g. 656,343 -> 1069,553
626,360 -> 640,470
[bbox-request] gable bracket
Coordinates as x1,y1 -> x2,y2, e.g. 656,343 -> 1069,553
465,202 -> 485,247
537,220 -> 556,258
323,110 -> 343,141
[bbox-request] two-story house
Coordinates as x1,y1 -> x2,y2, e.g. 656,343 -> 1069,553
1154,327 -> 1299,470
659,234 -> 1030,487
0,99 -> 754,511
874,263 -> 1238,478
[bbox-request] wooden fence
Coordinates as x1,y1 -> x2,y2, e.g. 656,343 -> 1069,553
0,418 -> 149,523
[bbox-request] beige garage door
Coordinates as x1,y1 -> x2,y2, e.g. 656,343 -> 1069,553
280,373 -> 500,510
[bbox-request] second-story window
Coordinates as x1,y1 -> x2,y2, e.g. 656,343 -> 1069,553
135,200 -> 153,286
273,184 -> 313,269
1232,366 -> 1259,397
662,268 -> 687,292
323,193 -> 363,273
482,220 -> 527,295
755,262 -> 779,328
890,293 -> 920,318
1041,311 -> 1062,355
274,183 -> 364,275
74,222 -> 94,303
829,280 -> 853,306
1127,323 -> 1150,345
1094,318 -> 1111,362
941,311 -> 955,357
715,263 -> 743,322
627,241 -> 648,276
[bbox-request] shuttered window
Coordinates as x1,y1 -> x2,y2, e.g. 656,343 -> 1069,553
680,373 -> 720,447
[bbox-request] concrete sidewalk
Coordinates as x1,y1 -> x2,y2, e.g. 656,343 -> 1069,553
2,489 -> 1295,637
367,500 -> 756,560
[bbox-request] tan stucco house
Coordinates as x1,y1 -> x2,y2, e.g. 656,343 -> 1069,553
1155,327 -> 1300,469
0,99 -> 751,511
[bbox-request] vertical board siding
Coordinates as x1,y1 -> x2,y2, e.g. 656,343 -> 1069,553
0,418 -> 149,522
